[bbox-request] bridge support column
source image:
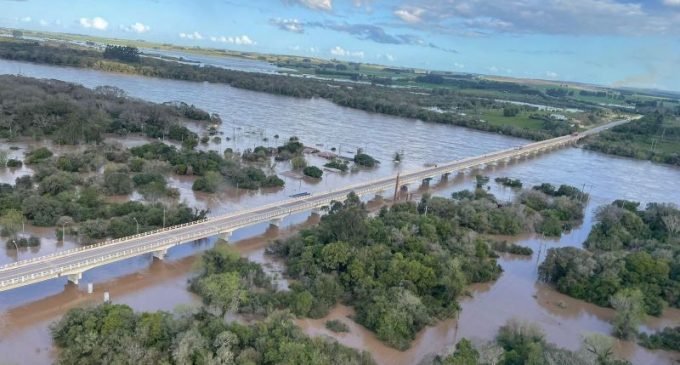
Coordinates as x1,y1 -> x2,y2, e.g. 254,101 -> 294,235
219,231 -> 233,242
153,248 -> 168,260
269,218 -> 283,228
67,273 -> 82,285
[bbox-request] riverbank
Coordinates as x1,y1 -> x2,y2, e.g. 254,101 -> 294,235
0,38 -> 591,141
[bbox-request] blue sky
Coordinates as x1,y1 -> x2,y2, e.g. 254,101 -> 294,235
2,0 -> 680,91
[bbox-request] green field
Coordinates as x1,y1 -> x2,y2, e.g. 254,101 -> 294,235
478,109 -> 545,130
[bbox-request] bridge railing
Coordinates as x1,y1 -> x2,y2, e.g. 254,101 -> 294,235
0,130 -> 587,282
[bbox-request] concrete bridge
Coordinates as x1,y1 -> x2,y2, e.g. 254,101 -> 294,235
0,118 -> 635,292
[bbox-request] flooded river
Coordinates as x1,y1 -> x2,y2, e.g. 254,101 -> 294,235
0,59 -> 679,364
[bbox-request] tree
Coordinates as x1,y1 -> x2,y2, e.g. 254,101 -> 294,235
443,338 -> 480,365
103,167 -> 133,195
103,45 -> 140,62
303,165 -> 323,179
610,288 -> 645,340
0,209 -> 23,238
192,171 -> 222,193
354,153 -> 378,167
195,272 -> 246,315
662,214 -> 680,236
503,106 -> 520,117
0,149 -> 8,167
581,333 -> 616,365
291,156 -> 307,169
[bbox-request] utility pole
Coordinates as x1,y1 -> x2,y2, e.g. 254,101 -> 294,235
393,172 -> 400,202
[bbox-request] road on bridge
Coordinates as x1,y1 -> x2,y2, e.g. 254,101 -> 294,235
0,117 -> 638,292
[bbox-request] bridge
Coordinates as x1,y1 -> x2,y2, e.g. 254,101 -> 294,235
0,117 -> 635,292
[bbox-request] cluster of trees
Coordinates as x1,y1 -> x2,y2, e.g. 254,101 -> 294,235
0,75 -> 215,144
129,142 -> 284,191
494,177 -> 523,188
0,145 -> 206,244
502,106 -> 520,117
268,193 -> 503,349
353,153 -> 378,167
303,165 -> 323,179
539,201 -> 680,337
103,45 -> 140,62
435,319 -> 631,365
0,40 -> 591,142
51,303 -> 374,365
430,182 -> 586,237
583,114 -> 680,166
324,159 -> 349,172
638,326 -> 680,351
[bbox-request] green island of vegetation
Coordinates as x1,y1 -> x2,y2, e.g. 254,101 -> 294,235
49,181 -> 587,362
539,200 -> 680,344
435,319 -> 632,365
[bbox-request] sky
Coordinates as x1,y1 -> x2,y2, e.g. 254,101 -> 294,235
2,0 -> 680,91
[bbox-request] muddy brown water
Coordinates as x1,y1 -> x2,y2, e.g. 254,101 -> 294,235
0,59 -> 679,364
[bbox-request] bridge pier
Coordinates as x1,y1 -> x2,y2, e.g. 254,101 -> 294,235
67,272 -> 82,285
269,218 -> 283,227
153,248 -> 168,260
218,231 -> 233,242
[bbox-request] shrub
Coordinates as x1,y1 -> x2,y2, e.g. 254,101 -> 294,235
354,153 -> 378,167
6,159 -> 22,168
325,319 -> 350,333
291,156 -> 307,169
303,166 -> 323,179
25,147 -> 53,164
324,159 -> 348,172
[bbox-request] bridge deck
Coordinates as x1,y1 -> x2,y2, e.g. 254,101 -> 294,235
0,118 -> 636,292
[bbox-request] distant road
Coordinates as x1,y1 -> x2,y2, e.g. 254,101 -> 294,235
0,117 -> 637,292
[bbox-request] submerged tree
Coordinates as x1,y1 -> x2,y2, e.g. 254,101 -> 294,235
611,288 -> 645,340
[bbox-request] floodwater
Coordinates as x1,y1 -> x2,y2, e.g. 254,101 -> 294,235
0,59 -> 679,364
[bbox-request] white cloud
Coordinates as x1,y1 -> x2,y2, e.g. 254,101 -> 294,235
179,31 -> 203,40
121,22 -> 150,33
20,16 -> 31,23
209,35 -> 256,46
270,18 -> 304,33
453,62 -> 465,69
392,0 -> 679,36
292,0 -> 332,11
80,17 -> 108,30
394,7 -> 424,23
330,46 -> 364,58
488,66 -> 499,73
39,19 -> 49,26
309,46 -> 319,53
545,71 -> 559,78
